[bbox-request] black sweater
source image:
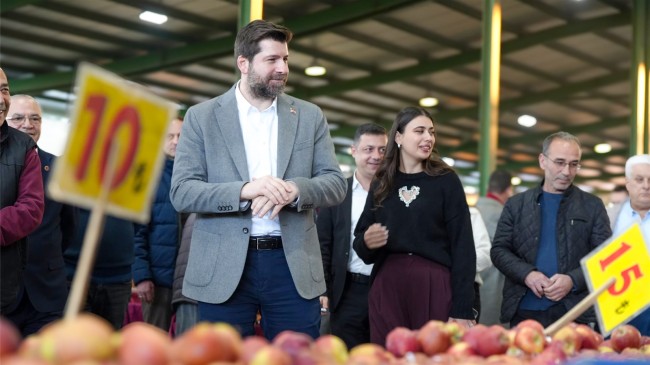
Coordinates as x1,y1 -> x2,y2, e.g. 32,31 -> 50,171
353,170 -> 476,319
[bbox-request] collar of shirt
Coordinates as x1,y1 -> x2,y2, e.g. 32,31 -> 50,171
614,200 -> 650,237
352,170 -> 364,192
235,81 -> 278,114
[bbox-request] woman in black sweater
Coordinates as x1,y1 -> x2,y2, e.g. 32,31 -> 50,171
353,106 -> 477,344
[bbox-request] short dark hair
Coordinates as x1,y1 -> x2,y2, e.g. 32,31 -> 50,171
234,20 -> 293,64
488,170 -> 512,193
353,123 -> 386,146
542,131 -> 581,155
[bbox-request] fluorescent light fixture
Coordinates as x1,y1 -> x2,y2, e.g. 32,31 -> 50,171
594,143 -> 612,154
517,114 -> 537,127
511,176 -> 522,186
139,11 -> 168,25
419,96 -> 439,108
442,157 -> 455,166
305,65 -> 326,77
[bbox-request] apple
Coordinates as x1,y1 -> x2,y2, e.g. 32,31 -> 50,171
475,325 -> 510,357
416,320 -> 450,355
385,327 -> 421,357
515,319 -> 544,333
443,322 -> 466,344
514,324 -> 546,354
272,330 -> 313,360
116,322 -> 170,365
610,324 -> 642,352
349,343 -> 394,364
446,342 -> 476,357
574,324 -> 602,350
0,316 -> 21,357
461,324 -> 488,354
170,322 -> 240,365
249,345 -> 291,365
529,341 -> 567,365
35,313 -> 115,364
241,336 -> 269,364
551,324 -> 582,355
314,334 -> 348,364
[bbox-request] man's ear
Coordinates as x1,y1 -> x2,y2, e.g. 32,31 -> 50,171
236,56 -> 249,74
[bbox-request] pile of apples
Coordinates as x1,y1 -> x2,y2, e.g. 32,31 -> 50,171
1,315 -> 649,365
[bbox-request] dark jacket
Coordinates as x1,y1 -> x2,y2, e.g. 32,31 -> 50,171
491,183 -> 611,324
317,177 -> 353,312
22,149 -> 77,313
172,213 -> 197,308
133,159 -> 180,288
0,121 -> 43,312
64,209 -> 135,284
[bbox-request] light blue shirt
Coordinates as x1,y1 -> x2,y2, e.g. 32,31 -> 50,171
612,200 -> 650,239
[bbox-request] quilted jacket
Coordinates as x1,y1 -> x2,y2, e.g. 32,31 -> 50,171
491,183 -> 611,324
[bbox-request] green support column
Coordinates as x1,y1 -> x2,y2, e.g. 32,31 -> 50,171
238,0 -> 263,30
478,0 -> 502,196
630,0 -> 649,155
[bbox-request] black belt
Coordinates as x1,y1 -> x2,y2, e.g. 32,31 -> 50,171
347,272 -> 370,285
249,236 -> 283,250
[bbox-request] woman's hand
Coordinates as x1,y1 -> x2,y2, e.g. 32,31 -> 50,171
364,223 -> 388,249
447,317 -> 476,329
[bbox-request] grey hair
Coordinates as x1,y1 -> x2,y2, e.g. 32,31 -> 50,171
625,154 -> 650,179
541,131 -> 581,155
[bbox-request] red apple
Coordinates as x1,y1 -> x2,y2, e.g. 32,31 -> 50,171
514,324 -> 546,354
446,342 -> 476,357
443,322 -> 466,344
530,341 -> 567,365
475,325 -> 510,356
461,324 -> 489,354
385,327 -> 421,357
515,319 -> 544,333
574,324 -> 602,350
241,336 -> 269,365
170,322 -> 240,365
349,343 -> 394,364
272,330 -> 313,359
0,316 -> 21,357
551,324 -> 582,355
416,320 -> 450,355
116,322 -> 171,365
610,324 -> 642,352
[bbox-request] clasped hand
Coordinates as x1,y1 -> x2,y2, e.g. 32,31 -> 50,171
241,176 -> 298,219
524,271 -> 572,301
364,223 -> 389,249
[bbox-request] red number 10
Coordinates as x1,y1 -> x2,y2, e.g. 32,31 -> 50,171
75,94 -> 141,189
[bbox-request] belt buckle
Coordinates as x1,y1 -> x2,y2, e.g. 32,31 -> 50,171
256,237 -> 272,250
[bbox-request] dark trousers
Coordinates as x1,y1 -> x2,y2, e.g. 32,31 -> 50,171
141,286 -> 173,331
198,249 -> 320,341
75,281 -> 132,330
511,303 -> 567,328
473,282 -> 481,323
5,290 -> 61,337
331,274 -> 370,349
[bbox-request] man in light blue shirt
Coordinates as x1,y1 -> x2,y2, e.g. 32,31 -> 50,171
611,154 -> 650,335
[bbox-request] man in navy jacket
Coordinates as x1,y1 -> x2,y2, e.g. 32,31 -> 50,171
133,118 -> 183,331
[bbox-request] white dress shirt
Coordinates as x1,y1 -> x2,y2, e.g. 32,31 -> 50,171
348,171 -> 373,276
613,200 -> 650,240
236,83 -> 281,236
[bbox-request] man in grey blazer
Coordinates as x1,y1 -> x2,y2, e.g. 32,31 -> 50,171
170,20 -> 346,340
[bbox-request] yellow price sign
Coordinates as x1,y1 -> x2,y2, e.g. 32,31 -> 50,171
581,223 -> 650,335
49,63 -> 177,223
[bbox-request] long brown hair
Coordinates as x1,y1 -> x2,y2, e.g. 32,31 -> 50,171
373,106 -> 452,206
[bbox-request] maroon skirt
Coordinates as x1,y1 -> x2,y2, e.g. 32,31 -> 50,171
368,253 -> 451,345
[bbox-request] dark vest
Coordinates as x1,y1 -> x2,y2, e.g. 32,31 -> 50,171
0,120 -> 37,312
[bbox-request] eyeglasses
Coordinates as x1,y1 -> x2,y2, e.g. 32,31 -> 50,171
544,154 -> 581,171
6,115 -> 42,125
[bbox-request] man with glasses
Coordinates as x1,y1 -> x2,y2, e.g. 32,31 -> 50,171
5,95 -> 76,335
491,131 -> 611,328
0,70 -> 44,315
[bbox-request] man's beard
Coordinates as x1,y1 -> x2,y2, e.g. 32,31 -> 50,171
248,67 -> 287,100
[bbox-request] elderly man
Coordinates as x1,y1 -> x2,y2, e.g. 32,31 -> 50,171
610,154 -> 650,335
0,70 -> 44,315
5,95 -> 77,335
491,131 -> 611,328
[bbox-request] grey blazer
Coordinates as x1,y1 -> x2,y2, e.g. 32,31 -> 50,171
170,85 -> 347,303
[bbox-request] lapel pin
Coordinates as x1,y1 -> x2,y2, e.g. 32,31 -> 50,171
44,165 -> 50,172
290,107 -> 296,115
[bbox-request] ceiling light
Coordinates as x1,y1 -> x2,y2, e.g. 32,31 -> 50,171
517,114 -> 537,127
305,58 -> 326,76
511,176 -> 522,186
419,96 -> 439,108
139,11 -> 168,25
594,143 -> 612,154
